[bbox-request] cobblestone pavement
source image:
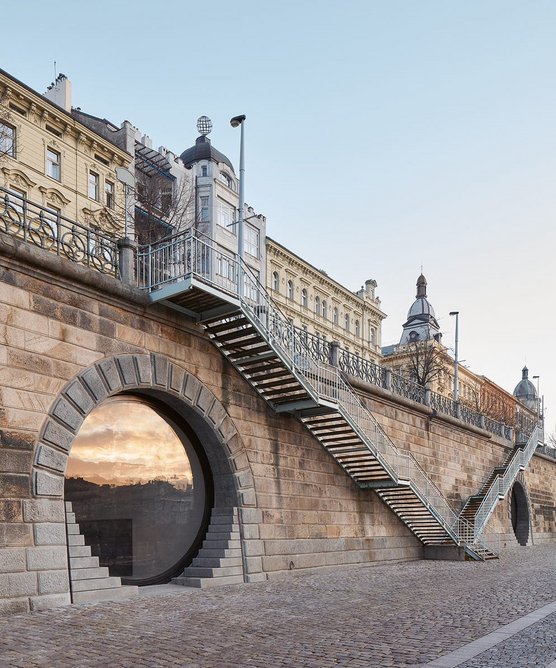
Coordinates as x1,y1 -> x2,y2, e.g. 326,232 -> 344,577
0,545 -> 554,668
457,611 -> 556,668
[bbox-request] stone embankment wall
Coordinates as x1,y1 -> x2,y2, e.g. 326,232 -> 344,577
0,232 -> 554,614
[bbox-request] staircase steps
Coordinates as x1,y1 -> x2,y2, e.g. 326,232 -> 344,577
65,502 -> 138,605
203,313 -> 316,409
173,508 -> 244,589
376,486 -> 455,545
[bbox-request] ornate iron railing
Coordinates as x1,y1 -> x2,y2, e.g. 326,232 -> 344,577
390,372 -> 426,405
0,187 -> 119,276
459,403 -> 483,429
303,330 -> 331,365
339,349 -> 386,387
429,390 -> 458,418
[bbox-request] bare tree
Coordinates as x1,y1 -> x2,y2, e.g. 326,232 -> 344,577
405,340 -> 445,387
134,171 -> 195,245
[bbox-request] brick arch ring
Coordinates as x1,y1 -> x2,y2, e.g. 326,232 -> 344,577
31,353 -> 257,511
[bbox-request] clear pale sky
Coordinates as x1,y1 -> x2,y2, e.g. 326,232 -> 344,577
3,1 -> 555,431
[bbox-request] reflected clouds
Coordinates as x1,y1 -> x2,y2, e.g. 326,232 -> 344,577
67,400 -> 192,488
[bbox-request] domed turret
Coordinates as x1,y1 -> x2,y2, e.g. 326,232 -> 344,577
513,367 -> 538,411
180,116 -> 234,171
400,273 -> 442,345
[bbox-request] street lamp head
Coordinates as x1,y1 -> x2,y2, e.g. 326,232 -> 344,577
230,114 -> 246,128
449,311 -> 459,316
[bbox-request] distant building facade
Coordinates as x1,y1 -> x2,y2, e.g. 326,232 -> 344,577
266,237 -> 386,362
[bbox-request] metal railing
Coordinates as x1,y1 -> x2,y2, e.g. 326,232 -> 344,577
391,373 -> 426,405
0,187 -> 119,276
338,349 -> 386,387
303,330 -> 331,365
472,426 -> 542,540
429,390 -> 459,418
137,229 -> 491,554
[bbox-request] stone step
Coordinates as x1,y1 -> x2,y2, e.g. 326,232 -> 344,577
71,576 -> 123,592
72,585 -> 138,604
203,531 -> 240,541
69,556 -> 100,569
68,545 -> 93,558
71,566 -> 110,581
67,534 -> 85,546
191,556 -> 243,568
66,512 -> 76,523
201,539 -> 241,550
66,523 -> 81,535
182,565 -> 243,578
199,548 -> 242,559
209,516 -> 240,527
172,574 -> 244,589
65,501 -> 73,512
211,508 -> 238,518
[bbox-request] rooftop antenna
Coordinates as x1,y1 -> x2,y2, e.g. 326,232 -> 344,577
54,61 -> 57,79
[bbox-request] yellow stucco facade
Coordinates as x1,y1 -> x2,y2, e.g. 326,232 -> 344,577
0,69 -> 131,237
266,237 -> 386,362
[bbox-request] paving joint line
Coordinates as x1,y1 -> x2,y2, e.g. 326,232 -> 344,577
423,600 -> 556,667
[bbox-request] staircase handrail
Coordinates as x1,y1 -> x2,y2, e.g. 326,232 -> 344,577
473,426 -> 541,539
136,229 -> 487,553
238,260 -> 481,547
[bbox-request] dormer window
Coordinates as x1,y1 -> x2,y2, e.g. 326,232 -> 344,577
219,171 -> 233,189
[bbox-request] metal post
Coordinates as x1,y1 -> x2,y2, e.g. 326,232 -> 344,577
230,115 -> 246,298
450,311 -> 459,403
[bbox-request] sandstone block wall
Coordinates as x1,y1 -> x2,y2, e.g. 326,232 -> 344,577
0,232 -> 554,614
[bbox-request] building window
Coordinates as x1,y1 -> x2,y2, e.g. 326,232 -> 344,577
201,165 -> 208,177
301,288 -> 308,308
200,196 -> 209,222
161,185 -> 173,214
287,280 -> 294,300
322,300 -> 327,319
219,171 -> 233,189
315,296 -> 321,315
333,307 -> 339,326
345,313 -> 350,332
217,199 -> 235,231
105,180 -> 114,209
369,326 -> 377,345
45,206 -> 61,237
88,172 -> 99,200
0,123 -> 15,157
46,148 -> 61,181
245,224 -> 259,258
355,320 -> 360,337
272,271 -> 280,292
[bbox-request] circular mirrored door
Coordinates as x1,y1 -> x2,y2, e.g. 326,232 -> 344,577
65,397 -> 208,585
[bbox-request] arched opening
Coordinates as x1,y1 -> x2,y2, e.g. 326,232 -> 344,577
64,395 -> 212,586
510,481 -> 530,546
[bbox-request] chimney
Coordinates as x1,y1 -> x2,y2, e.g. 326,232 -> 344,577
44,74 -> 72,112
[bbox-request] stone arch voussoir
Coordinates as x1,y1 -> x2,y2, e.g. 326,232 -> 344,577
32,353 -> 256,509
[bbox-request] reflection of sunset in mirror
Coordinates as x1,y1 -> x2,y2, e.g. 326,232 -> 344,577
66,400 -> 193,489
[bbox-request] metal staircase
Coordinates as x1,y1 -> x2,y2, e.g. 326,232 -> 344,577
137,230 -> 541,561
458,427 -> 542,554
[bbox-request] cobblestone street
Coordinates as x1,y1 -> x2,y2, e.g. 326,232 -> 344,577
0,545 -> 554,668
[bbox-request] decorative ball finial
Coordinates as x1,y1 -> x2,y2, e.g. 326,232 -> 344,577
197,116 -> 212,136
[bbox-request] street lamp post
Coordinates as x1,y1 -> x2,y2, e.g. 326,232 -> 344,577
230,115 -> 246,261
533,375 -> 540,418
449,311 -> 459,404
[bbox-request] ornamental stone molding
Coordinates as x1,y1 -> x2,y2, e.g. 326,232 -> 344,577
0,168 -> 37,189
32,353 -> 257,510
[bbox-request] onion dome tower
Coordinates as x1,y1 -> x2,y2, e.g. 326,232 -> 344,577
513,367 -> 538,412
399,274 -> 442,345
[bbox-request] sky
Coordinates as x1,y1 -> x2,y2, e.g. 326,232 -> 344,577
2,1 -> 555,431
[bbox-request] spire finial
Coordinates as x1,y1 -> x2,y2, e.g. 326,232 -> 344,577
416,272 -> 427,298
